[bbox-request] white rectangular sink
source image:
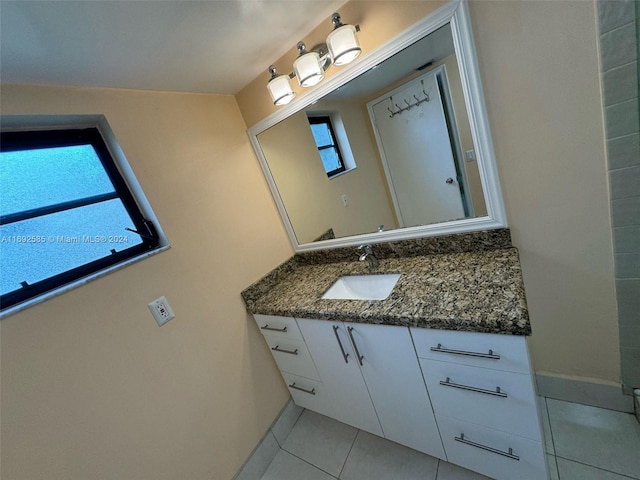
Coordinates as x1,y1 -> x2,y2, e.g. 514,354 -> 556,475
322,274 -> 401,300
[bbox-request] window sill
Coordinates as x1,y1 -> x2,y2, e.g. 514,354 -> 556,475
0,244 -> 171,319
328,166 -> 357,180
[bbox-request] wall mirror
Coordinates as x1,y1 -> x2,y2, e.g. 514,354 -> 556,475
248,0 -> 506,252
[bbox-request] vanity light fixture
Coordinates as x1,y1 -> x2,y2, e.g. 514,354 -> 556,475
266,12 -> 360,105
267,65 -> 296,106
293,41 -> 327,87
327,13 -> 361,66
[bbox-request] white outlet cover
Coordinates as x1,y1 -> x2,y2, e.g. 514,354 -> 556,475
148,296 -> 175,326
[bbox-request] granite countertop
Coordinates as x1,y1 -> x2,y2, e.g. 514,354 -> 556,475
242,246 -> 531,335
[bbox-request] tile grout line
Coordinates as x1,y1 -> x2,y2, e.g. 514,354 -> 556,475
544,397 -> 557,456
274,404 -> 305,448
599,18 -> 638,37
604,96 -> 640,110
554,454 -> 640,480
337,428 -> 361,479
548,454 -> 559,480
602,59 -> 639,74
607,131 -> 640,142
546,397 -> 640,480
279,448 -> 339,479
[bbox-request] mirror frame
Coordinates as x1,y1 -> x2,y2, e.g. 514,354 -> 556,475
247,0 -> 506,252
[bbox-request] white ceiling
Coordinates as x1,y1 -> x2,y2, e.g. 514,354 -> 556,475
0,0 -> 347,95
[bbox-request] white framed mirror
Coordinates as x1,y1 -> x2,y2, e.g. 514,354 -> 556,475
248,0 -> 506,252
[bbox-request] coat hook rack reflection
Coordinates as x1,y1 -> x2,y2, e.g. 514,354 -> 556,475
387,80 -> 430,118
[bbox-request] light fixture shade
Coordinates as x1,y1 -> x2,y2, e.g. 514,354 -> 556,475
267,66 -> 295,106
327,24 -> 361,66
294,51 -> 324,87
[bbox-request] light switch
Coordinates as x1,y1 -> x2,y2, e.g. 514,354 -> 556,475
465,149 -> 476,162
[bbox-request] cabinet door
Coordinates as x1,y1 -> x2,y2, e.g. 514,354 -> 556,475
348,323 -> 446,459
296,318 -> 383,436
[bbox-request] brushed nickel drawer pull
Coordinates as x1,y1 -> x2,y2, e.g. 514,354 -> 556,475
288,383 -> 316,395
455,433 -> 519,461
431,343 -> 500,360
440,377 -> 507,398
261,324 -> 288,332
347,326 -> 364,366
333,325 -> 350,364
271,345 -> 298,355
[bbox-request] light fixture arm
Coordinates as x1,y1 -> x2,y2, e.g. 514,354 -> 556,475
331,12 -> 360,33
296,41 -> 308,56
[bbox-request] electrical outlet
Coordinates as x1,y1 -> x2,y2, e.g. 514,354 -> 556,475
148,296 -> 175,326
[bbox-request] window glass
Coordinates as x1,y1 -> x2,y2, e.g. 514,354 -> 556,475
1,145 -> 114,215
307,115 -> 346,177
309,123 -> 333,147
0,127 -> 160,311
319,148 -> 342,172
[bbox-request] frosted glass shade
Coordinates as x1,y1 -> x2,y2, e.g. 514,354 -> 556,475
327,24 -> 361,66
267,74 -> 295,105
293,52 -> 324,87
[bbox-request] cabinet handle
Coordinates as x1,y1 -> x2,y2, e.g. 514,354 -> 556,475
440,377 -> 507,398
288,383 -> 316,395
431,343 -> 500,360
454,433 -> 519,461
261,324 -> 288,333
271,345 -> 298,355
347,326 -> 364,366
333,325 -> 350,364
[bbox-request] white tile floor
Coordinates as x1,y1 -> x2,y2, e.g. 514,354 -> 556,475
254,398 -> 640,480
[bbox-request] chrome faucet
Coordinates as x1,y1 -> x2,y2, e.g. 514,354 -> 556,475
358,244 -> 379,271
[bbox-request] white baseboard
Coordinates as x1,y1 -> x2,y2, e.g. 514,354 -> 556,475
536,373 -> 634,413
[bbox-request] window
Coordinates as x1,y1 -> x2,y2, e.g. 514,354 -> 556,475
0,125 -> 164,313
307,115 -> 346,177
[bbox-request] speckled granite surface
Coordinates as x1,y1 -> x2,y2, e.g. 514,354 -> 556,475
242,230 -> 530,335
242,229 -> 531,335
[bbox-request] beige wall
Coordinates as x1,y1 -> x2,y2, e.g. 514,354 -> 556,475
470,1 -> 619,381
0,84 -> 292,480
237,1 -> 620,383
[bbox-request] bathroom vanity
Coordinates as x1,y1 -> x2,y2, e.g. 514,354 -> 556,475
242,1 -> 547,477
242,232 -> 548,480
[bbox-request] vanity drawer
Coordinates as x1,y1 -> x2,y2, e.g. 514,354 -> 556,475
420,359 -> 541,441
410,328 -> 531,374
253,314 -> 303,341
281,373 -> 333,418
437,416 -> 547,480
264,336 -> 320,381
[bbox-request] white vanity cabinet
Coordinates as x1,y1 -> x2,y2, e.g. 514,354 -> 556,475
297,318 -> 446,459
253,313 -> 546,478
411,328 -> 547,480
